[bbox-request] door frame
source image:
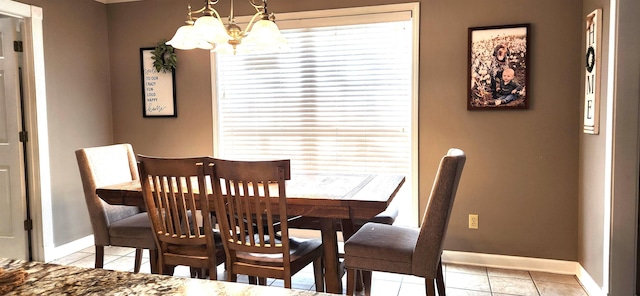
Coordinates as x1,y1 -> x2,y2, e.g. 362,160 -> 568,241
607,0 -> 640,294
0,0 -> 51,262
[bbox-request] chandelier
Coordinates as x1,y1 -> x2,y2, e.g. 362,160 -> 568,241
167,0 -> 288,54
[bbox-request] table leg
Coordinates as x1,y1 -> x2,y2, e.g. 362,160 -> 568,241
341,219 -> 363,292
320,218 -> 342,294
341,219 -> 356,240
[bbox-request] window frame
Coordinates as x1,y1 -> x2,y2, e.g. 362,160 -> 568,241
210,3 -> 420,226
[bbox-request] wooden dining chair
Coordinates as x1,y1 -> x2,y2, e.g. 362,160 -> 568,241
207,158 -> 325,291
75,143 -> 157,273
137,155 -> 225,279
344,148 -> 466,296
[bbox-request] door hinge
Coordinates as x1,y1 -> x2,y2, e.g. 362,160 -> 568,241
19,131 -> 28,142
13,41 -> 23,52
24,219 -> 33,231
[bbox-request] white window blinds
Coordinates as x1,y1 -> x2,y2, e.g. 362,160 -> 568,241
214,12 -> 413,177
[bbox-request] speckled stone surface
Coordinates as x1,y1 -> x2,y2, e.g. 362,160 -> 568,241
0,258 -> 333,296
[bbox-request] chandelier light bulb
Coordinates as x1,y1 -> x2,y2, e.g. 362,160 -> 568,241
193,16 -> 230,44
167,25 -> 213,50
167,0 -> 287,55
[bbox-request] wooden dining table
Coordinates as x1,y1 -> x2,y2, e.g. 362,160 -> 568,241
96,173 -> 405,294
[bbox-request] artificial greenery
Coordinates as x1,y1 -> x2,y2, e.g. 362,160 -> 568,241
151,40 -> 177,73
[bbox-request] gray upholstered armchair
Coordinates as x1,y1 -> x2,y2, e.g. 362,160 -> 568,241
75,143 -> 157,273
344,148 -> 466,296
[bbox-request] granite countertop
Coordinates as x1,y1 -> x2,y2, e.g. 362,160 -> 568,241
0,258 -> 334,296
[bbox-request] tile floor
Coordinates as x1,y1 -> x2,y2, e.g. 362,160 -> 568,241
50,246 -> 590,296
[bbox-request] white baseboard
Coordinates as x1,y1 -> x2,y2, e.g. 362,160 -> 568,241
442,250 -> 605,296
442,250 -> 577,274
44,235 -> 94,263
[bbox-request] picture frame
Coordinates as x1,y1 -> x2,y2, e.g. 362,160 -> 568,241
140,47 -> 177,117
468,24 -> 530,110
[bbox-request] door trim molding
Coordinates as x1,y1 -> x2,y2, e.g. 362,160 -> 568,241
0,1 -> 51,262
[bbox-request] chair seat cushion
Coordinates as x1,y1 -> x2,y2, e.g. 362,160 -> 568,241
166,230 -> 224,257
344,222 -> 418,275
108,213 -> 155,249
355,205 -> 399,226
236,237 -> 323,266
199,228 -> 225,248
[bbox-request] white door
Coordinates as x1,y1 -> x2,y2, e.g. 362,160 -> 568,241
0,17 -> 28,260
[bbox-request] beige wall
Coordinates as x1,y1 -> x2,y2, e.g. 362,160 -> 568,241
107,1 -> 214,157
107,0 -> 583,261
579,0 -> 609,288
18,0 -> 113,245
417,0 -> 581,261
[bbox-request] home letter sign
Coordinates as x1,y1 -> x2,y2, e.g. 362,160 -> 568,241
583,9 -> 601,134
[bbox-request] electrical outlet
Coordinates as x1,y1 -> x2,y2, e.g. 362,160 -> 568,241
469,214 -> 478,229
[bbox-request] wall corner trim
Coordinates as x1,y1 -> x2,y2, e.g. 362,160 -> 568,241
577,264 -> 607,296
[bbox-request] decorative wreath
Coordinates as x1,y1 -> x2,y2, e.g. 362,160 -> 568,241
151,40 -> 177,73
585,46 -> 596,73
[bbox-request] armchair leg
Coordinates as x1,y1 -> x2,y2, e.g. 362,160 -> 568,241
133,248 -> 143,273
258,277 -> 267,286
346,268 -> 356,296
149,249 -> 159,274
362,270 -> 372,296
355,270 -> 364,291
436,260 -> 445,295
425,278 -> 436,296
95,245 -> 104,269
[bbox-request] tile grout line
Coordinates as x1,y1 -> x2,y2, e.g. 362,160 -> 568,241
488,273 -> 495,296
528,271 -> 543,296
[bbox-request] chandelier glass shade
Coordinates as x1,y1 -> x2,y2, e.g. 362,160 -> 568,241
167,0 -> 288,54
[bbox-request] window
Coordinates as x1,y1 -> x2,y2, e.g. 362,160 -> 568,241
212,4 -> 419,226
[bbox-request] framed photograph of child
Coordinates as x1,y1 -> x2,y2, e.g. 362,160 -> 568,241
467,24 -> 530,110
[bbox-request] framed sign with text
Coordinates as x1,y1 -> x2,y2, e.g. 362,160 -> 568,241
140,47 -> 176,117
583,9 -> 601,134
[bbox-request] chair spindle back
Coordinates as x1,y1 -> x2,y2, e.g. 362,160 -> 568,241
209,159 -> 291,259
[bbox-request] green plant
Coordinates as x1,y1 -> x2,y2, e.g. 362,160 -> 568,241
151,40 -> 177,73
